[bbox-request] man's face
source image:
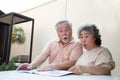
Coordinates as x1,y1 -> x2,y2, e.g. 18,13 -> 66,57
56,22 -> 72,44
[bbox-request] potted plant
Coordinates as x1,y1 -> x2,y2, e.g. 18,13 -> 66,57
12,26 -> 26,44
0,57 -> 17,71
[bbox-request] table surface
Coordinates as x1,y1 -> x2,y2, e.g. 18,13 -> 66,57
0,70 -> 120,80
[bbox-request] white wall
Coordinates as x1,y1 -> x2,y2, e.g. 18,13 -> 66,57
11,0 -> 120,76
66,0 -> 120,76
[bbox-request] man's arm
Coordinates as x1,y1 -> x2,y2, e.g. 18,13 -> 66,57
29,52 -> 49,68
16,51 -> 49,70
40,60 -> 76,71
40,42 -> 83,71
16,42 -> 51,70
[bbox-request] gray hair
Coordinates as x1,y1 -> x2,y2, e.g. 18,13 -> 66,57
78,24 -> 101,46
55,20 -> 72,31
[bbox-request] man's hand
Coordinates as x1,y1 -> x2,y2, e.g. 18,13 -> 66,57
16,63 -> 32,70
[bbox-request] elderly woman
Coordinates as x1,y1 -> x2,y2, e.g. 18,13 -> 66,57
68,24 -> 115,75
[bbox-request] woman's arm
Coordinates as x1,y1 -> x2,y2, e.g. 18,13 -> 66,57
68,65 -> 111,75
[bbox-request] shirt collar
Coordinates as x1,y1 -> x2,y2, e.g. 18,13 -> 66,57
58,37 -> 75,44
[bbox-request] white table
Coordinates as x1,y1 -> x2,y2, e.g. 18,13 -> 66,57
0,70 -> 120,80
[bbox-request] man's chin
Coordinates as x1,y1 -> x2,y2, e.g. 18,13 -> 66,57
62,40 -> 70,44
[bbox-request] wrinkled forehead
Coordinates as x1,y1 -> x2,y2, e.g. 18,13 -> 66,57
79,27 -> 95,36
80,30 -> 93,35
57,22 -> 68,27
78,30 -> 94,39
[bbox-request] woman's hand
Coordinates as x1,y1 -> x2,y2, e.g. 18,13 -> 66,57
68,65 -> 83,75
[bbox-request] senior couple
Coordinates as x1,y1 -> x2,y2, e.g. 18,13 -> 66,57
17,20 -> 115,75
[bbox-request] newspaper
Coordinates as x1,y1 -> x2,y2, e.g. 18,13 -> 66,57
19,69 -> 73,77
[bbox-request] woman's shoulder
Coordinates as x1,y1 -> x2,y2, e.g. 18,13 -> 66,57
97,46 -> 112,57
99,46 -> 110,52
91,46 -> 111,55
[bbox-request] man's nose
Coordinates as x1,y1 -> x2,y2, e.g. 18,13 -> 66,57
62,31 -> 66,35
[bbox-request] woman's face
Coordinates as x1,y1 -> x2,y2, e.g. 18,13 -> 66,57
79,30 -> 96,50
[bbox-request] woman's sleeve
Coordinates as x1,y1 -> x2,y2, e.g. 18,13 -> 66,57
95,48 -> 115,70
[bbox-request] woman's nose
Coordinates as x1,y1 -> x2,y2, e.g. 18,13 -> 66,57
82,38 -> 86,43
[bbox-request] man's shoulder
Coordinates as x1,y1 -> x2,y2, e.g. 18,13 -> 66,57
47,39 -> 58,45
72,40 -> 81,45
70,41 -> 82,48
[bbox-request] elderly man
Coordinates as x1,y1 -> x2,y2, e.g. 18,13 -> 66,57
16,20 -> 82,71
